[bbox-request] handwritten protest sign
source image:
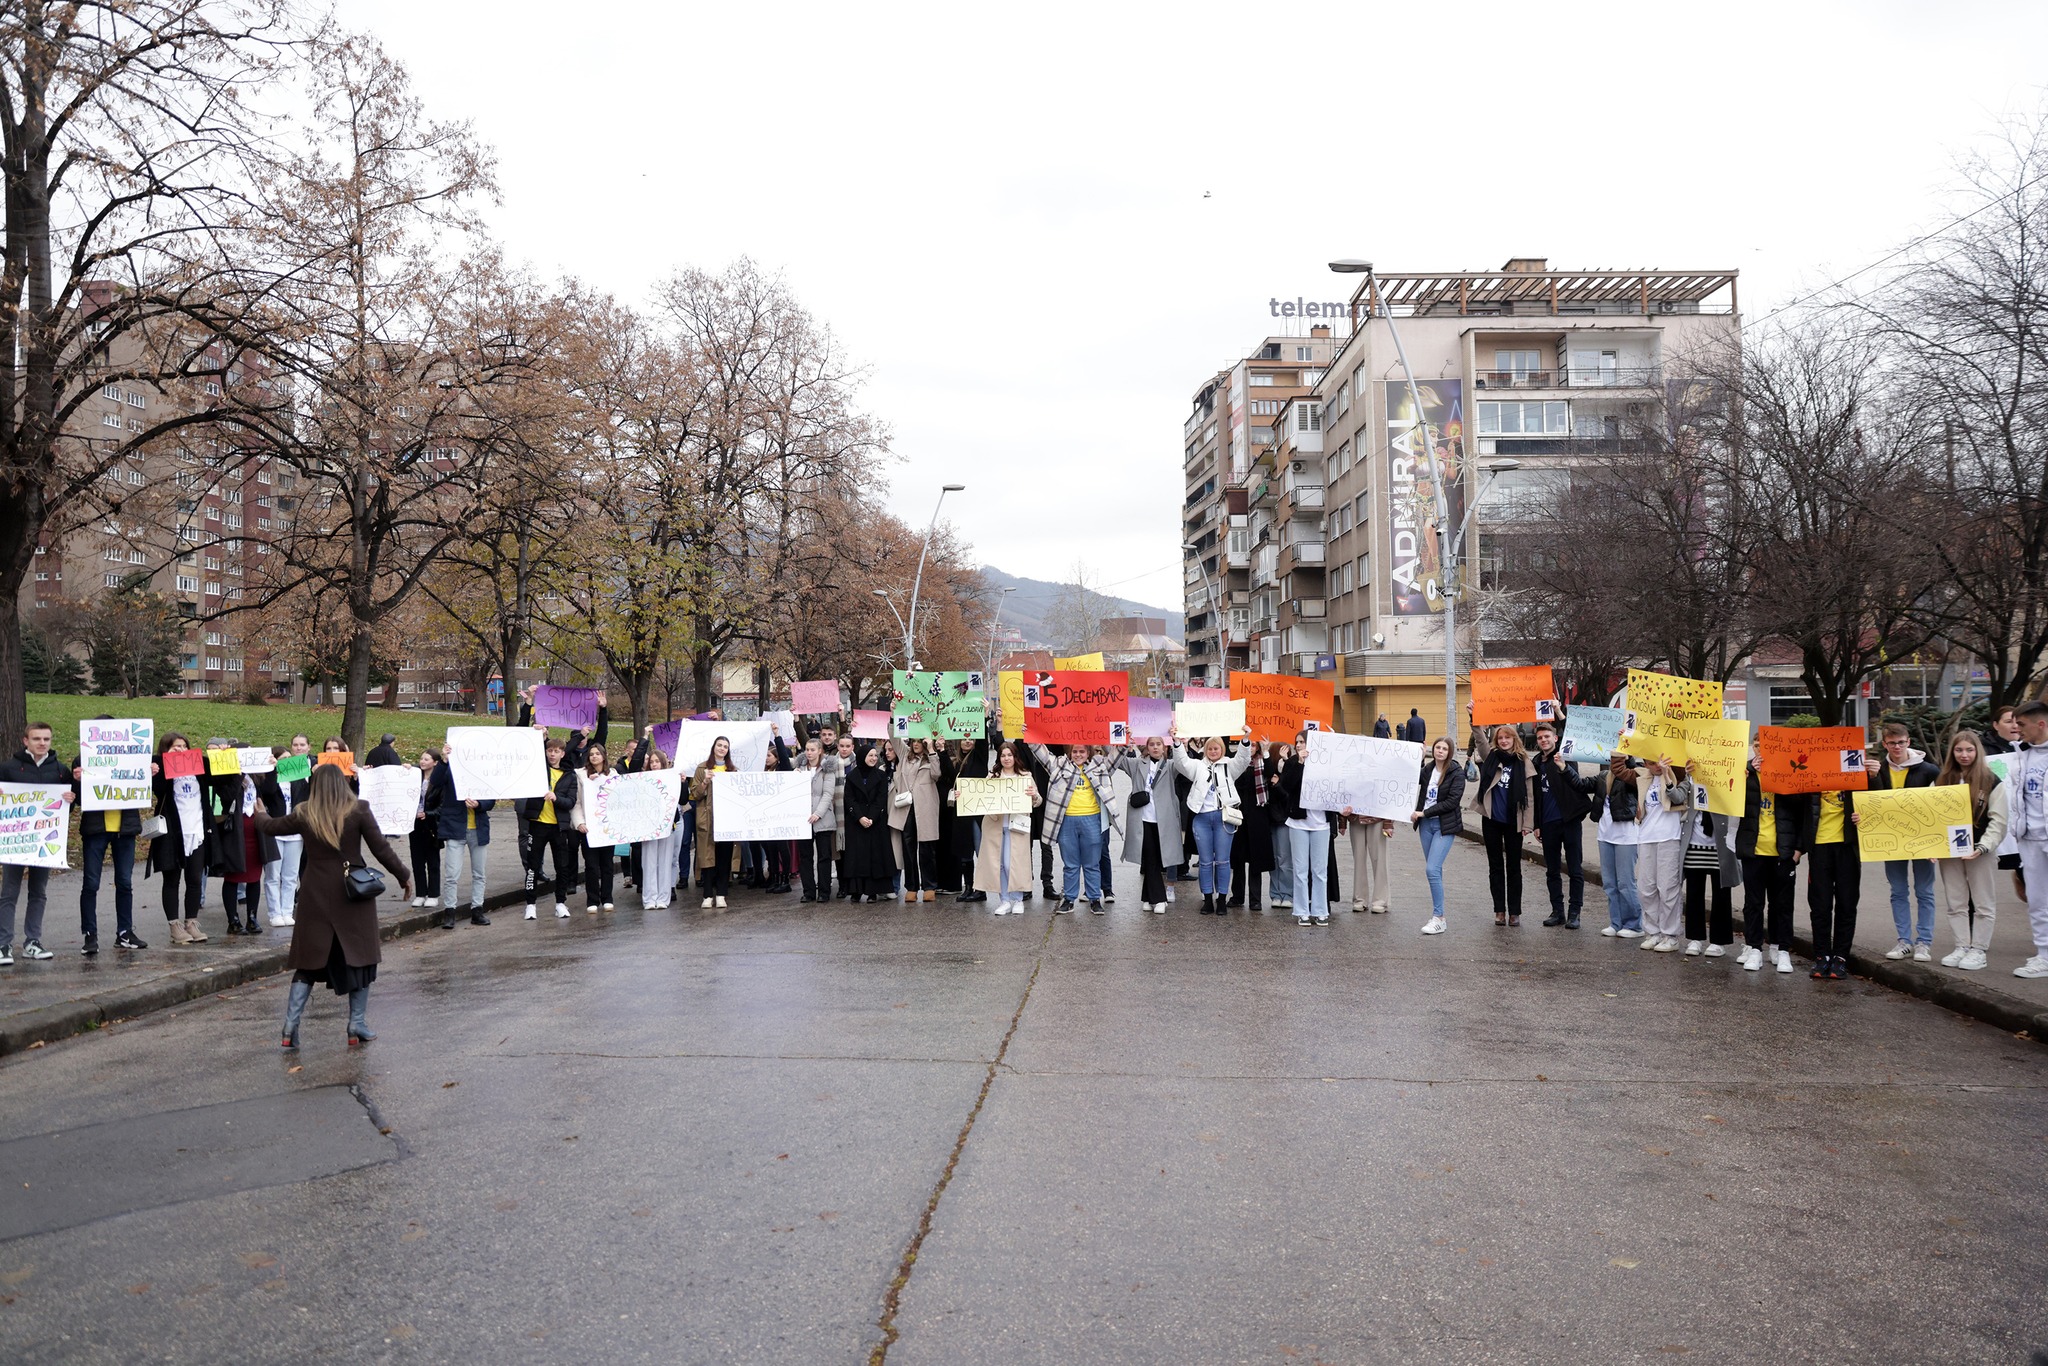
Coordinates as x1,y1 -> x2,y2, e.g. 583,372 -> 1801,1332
235,746 -> 275,775
998,672 -> 1025,737
1054,652 -> 1104,672
1021,670 -> 1129,745
533,684 -> 604,731
852,710 -> 893,740
1174,699 -> 1247,739
446,726 -> 547,801
579,769 -> 682,846
668,720 -> 773,777
274,754 -> 310,783
1623,669 -> 1724,721
1230,673 -> 1335,743
766,710 -> 798,747
1855,783 -> 1973,860
651,720 -> 681,761
206,749 -> 241,776
161,748 -> 205,780
1127,696 -> 1173,740
791,680 -> 840,714
892,670 -> 985,740
1183,686 -> 1230,703
712,770 -> 812,842
1557,705 -> 1625,765
358,765 -> 424,839
1757,726 -> 1869,794
0,782 -> 69,867
1300,732 -> 1424,822
1471,666 -> 1558,725
78,719 -> 153,811
1681,718 -> 1753,817
955,775 -> 1032,817
316,750 -> 355,777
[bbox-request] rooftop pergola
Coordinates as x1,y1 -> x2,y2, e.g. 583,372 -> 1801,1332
1354,269 -> 1739,317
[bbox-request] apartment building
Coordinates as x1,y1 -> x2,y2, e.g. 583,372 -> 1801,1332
1181,328 -> 1345,686
1303,259 -> 1741,732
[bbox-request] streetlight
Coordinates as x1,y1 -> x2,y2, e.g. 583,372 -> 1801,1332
902,483 -> 965,673
1331,259 -> 1512,748
983,585 -> 1017,676
1183,540 -> 1223,686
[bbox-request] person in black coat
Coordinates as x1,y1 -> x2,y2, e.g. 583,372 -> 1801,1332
405,749 -> 443,910
0,721 -> 79,962
69,715 -> 152,954
149,733 -> 213,944
840,744 -> 898,902
1228,745 -> 1274,911
1470,725 -> 1531,926
1529,720 -> 1599,929
365,734 -> 404,768
1413,738 -> 1466,933
518,735 -> 580,922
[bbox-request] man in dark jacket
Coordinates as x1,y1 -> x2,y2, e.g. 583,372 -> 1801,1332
1874,722 -> 1942,961
0,721 -> 79,964
70,716 -> 150,954
1530,721 -> 1598,928
1404,709 -> 1427,744
365,734 -> 405,768
516,736 -> 579,922
427,741 -> 496,928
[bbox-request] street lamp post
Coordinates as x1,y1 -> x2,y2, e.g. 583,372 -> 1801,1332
1331,259 -> 1515,750
903,484 -> 965,672
1183,541 -> 1223,686
983,585 -> 1016,677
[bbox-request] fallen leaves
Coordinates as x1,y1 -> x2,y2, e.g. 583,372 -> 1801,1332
1610,1257 -> 1640,1269
236,1253 -> 276,1270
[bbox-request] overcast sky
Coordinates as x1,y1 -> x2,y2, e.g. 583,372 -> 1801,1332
340,0 -> 2048,615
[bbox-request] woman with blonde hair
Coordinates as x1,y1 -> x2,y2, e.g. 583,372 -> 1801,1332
889,737 -> 944,902
254,764 -> 411,1049
1935,729 -> 2007,971
974,741 -> 1042,914
1469,724 -> 1532,926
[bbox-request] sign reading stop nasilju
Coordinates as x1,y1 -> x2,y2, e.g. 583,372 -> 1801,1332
1757,726 -> 1869,795
1229,673 -> 1335,743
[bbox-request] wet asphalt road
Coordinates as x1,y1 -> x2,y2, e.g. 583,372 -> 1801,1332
1,847 -> 2046,1365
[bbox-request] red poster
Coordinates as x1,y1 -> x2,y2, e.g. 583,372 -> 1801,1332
1757,726 -> 1869,794
1229,673 -> 1335,743
1470,665 -> 1559,725
160,748 -> 205,779
1021,670 -> 1129,745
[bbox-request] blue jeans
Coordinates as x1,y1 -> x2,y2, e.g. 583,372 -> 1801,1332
1288,825 -> 1331,918
1599,840 -> 1642,931
1886,859 -> 1936,945
1057,814 -> 1105,902
1417,824 -> 1454,918
0,865 -> 50,949
1272,824 -> 1295,901
1190,808 -> 1230,895
441,831 -> 488,910
262,837 -> 303,923
80,828 -> 136,937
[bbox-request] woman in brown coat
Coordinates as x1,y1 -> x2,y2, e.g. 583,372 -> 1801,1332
972,741 -> 1041,914
889,739 -> 943,902
692,736 -> 737,909
254,764 -> 411,1049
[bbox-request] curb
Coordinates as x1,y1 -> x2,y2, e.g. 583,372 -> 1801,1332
1453,827 -> 2048,1044
0,884 -> 530,1057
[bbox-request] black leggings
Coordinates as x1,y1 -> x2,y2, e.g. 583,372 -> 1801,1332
1481,816 -> 1523,915
1136,823 -> 1166,905
1683,868 -> 1733,944
410,828 -> 442,898
161,848 -> 204,921
799,833 -> 835,898
1740,854 -> 1797,950
584,845 -> 615,904
705,843 -> 734,896
1807,844 -> 1860,958
220,878 -> 260,916
524,824 -> 573,901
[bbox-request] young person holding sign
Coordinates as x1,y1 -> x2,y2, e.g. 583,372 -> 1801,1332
1170,735 -> 1255,916
0,722 -> 77,964
2004,701 -> 2048,980
1873,723 -> 1941,963
1413,738 -> 1465,935
1933,731 -> 2006,971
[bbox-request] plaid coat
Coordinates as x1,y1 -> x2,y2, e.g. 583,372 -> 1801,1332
1028,744 -> 1123,847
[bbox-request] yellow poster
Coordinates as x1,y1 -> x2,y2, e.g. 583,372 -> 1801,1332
205,748 -> 242,776
1054,652 -> 1105,672
1617,710 -> 1690,765
1854,784 -> 1974,860
999,671 -> 1025,737
1624,669 -> 1724,721
1680,718 -> 1752,818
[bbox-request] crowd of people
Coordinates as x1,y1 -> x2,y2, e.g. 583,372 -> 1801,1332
0,690 -> 2042,1050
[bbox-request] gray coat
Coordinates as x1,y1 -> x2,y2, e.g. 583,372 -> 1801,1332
1114,750 -> 1184,867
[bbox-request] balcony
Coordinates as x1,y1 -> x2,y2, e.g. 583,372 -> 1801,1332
1224,541 -> 1250,569
1251,613 -> 1279,636
1475,365 -> 1663,391
1289,597 -> 1327,620
1279,539 -> 1325,574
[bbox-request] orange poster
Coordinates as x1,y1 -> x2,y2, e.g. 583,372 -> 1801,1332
315,750 -> 357,778
1470,665 -> 1558,726
1756,726 -> 1869,794
1229,673 -> 1335,743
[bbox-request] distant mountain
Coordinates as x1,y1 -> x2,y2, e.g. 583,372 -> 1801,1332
980,567 -> 1183,650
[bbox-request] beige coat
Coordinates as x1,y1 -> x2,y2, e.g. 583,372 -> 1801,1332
973,776 -> 1042,893
691,761 -> 736,871
888,753 -> 942,836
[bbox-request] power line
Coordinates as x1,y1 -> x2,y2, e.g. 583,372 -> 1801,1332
1744,164 -> 2048,333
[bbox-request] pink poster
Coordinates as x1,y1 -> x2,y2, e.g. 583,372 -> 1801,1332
790,680 -> 840,714
1184,686 -> 1230,702
1127,696 -> 1173,739
852,709 -> 893,739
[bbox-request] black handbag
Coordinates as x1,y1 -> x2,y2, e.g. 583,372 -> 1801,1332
343,862 -> 386,902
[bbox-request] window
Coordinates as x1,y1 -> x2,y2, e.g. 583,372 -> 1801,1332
257,518 -> 271,530
205,505 -> 220,521
126,468 -> 144,485
126,391 -> 145,409
102,412 -> 123,428
127,417 -> 143,433
1303,369 -> 1324,386
205,556 -> 220,571
103,384 -> 122,401
256,467 -> 271,484
206,656 -> 222,670
33,571 -> 46,582
226,658 -> 243,672
1476,400 -> 1570,436
175,575 -> 200,592
203,380 -> 221,396
1248,374 -> 1275,387
226,513 -> 242,529
256,496 -> 271,508
1249,399 -> 1280,416
205,631 -> 222,646
1493,349 -> 1541,377
205,581 -> 221,596
1295,346 -> 1313,362
128,549 -> 146,565
1293,402 -> 1322,434
104,572 -> 123,587
226,487 -> 242,504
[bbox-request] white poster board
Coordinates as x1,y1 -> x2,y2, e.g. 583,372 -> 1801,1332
712,770 -> 812,842
1300,731 -> 1423,822
669,720 -> 773,778
78,718 -> 154,811
358,766 -> 423,839
233,745 -> 276,775
446,726 -> 548,800
578,769 -> 683,846
0,783 -> 70,867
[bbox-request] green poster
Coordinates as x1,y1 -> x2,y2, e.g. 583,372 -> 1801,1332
892,670 -> 985,740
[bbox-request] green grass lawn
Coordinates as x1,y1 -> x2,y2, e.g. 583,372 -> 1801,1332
23,693 -> 631,760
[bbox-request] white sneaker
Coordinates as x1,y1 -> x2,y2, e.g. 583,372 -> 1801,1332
1739,947 -> 1762,971
1960,948 -> 1988,971
1639,934 -> 1661,950
1151,903 -> 1166,914
422,897 -> 439,909
1616,928 -> 1643,939
554,903 -> 570,919
992,905 -> 1007,916
1912,944 -> 1930,962
602,902 -> 615,912
1775,949 -> 1794,974
1704,943 -> 1727,958
523,905 -> 537,921
1370,901 -> 1388,913
411,895 -> 425,908
1104,893 -> 1116,904
1653,937 -> 1678,953
715,895 -> 727,909
1940,947 -> 1967,967
1600,925 -> 1619,937
2013,955 -> 2048,979
1885,939 -> 1912,960
1683,939 -> 1704,957
702,897 -> 713,909
1421,916 -> 1446,935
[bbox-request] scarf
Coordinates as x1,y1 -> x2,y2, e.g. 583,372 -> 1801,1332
1248,756 -> 1267,808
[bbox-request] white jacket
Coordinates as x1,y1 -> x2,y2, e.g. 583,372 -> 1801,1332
1172,745 -> 1253,814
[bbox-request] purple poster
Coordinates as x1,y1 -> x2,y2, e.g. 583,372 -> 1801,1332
534,685 -> 603,731
651,720 -> 682,761
1127,696 -> 1173,740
